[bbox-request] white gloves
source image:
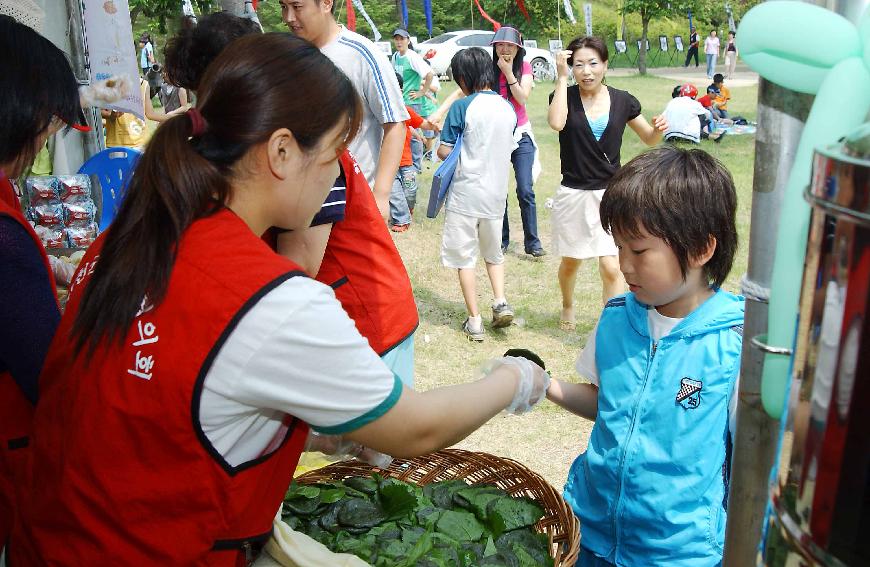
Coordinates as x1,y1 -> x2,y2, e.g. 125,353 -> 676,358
483,355 -> 550,415
303,431 -> 393,469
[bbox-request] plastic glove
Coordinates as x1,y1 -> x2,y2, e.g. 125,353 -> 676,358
481,355 -> 550,415
303,431 -> 393,469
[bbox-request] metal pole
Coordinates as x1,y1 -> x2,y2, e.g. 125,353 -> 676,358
724,2 -> 867,564
65,0 -> 102,159
722,80 -> 813,567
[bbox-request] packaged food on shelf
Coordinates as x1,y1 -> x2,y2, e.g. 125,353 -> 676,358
64,223 -> 99,248
57,174 -> 92,202
25,176 -> 60,205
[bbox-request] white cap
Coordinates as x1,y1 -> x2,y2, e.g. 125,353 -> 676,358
0,0 -> 45,35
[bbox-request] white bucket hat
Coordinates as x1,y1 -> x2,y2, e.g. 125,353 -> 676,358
0,0 -> 45,35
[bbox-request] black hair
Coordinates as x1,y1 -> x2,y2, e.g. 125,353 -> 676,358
73,33 -> 362,352
491,24 -> 525,97
713,73 -> 724,84
164,11 -> 261,92
0,15 -> 81,177
451,48 -> 495,94
566,35 -> 609,65
672,85 -> 682,98
395,71 -> 404,89
600,145 -> 738,287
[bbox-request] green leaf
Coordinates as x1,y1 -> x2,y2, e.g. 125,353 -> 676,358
486,497 -> 544,538
484,535 -> 498,557
379,482 -> 418,521
435,509 -> 486,542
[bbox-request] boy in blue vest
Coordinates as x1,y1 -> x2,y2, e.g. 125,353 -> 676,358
546,145 -> 744,566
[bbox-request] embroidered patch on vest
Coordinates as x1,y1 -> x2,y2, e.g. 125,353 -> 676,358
676,377 -> 703,409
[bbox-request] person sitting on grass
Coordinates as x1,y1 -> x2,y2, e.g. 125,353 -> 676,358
389,72 -> 440,233
546,145 -> 744,566
437,47 -> 517,342
662,83 -> 710,144
707,73 -> 731,119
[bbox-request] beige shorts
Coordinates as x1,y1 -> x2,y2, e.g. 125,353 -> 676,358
551,185 -> 618,260
441,209 -> 504,269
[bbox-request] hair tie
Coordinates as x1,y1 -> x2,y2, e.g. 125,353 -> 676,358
188,107 -> 207,137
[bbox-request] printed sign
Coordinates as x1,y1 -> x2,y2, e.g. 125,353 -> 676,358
375,41 -> 392,55
583,4 -> 592,37
659,35 -> 668,51
548,39 -> 563,55
523,39 -> 538,49
674,35 -> 684,51
614,40 -> 627,54
82,0 -> 143,119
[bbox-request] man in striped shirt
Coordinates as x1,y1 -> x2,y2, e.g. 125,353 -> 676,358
281,0 -> 409,222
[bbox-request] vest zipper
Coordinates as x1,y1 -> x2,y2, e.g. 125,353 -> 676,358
610,340 -> 658,559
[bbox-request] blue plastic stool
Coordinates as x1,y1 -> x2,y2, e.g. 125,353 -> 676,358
77,146 -> 141,230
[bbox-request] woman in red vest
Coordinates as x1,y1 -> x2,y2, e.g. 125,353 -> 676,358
165,12 -> 420,387
0,14 -> 87,552
12,33 -> 549,566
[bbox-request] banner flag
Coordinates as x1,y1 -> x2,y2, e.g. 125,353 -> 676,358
474,0 -> 501,30
563,0 -> 577,25
352,0 -> 381,41
424,0 -> 432,35
346,0 -> 356,31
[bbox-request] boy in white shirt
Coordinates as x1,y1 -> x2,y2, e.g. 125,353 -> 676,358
438,48 -> 518,341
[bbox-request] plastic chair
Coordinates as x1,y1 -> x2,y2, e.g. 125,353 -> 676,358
77,146 -> 141,230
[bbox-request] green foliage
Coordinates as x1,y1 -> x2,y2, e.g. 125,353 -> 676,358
282,476 -> 553,566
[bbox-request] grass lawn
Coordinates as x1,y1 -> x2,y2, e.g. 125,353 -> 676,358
395,73 -> 758,488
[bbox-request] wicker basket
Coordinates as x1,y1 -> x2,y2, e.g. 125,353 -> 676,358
295,448 -> 580,567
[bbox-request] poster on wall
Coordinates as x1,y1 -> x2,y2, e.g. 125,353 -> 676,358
82,0 -> 143,119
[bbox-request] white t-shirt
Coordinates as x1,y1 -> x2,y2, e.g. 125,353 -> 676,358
440,91 -> 517,219
704,36 -> 720,55
199,277 -> 401,467
576,308 -> 738,434
663,97 -> 708,143
321,26 -> 409,189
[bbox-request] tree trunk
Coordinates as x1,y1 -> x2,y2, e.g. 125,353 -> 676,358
130,5 -> 142,26
638,14 -> 649,75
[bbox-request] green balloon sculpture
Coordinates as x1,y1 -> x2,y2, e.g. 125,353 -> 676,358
738,1 -> 870,418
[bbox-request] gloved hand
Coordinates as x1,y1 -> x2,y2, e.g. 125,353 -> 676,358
303,431 -> 393,469
482,355 -> 550,415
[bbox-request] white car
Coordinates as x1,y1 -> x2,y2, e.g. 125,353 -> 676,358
416,29 -> 555,82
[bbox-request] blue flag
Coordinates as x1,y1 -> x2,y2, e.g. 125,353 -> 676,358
400,0 -> 408,28
423,0 -> 432,35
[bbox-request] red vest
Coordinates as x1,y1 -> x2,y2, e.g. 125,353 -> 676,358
317,152 -> 418,354
0,174 -> 57,547
12,209 -> 309,566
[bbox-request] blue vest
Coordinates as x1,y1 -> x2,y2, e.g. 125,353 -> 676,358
565,290 -> 744,566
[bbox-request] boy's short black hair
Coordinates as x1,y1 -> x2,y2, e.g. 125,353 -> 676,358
713,73 -> 724,84
672,84 -> 682,98
600,146 -> 738,287
450,47 -> 495,94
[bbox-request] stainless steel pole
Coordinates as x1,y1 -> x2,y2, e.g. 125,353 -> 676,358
722,80 -> 813,567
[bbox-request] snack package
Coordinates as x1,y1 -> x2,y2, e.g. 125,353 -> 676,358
57,175 -> 92,203
63,200 -> 97,225
29,203 -> 64,226
65,223 -> 99,248
25,177 -> 60,206
33,224 -> 65,249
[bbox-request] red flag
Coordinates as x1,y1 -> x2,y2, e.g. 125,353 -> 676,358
473,0 -> 501,31
515,0 -> 531,21
346,0 -> 356,31
251,0 -> 258,9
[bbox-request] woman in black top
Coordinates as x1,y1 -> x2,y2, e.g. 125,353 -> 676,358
547,36 -> 666,330
724,31 -> 738,79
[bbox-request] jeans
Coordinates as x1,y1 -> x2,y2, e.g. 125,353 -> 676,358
408,103 -> 427,172
706,53 -> 717,77
502,134 -> 542,252
389,165 -> 417,225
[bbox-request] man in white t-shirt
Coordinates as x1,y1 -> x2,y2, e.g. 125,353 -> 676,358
280,0 -> 409,221
662,83 -> 709,144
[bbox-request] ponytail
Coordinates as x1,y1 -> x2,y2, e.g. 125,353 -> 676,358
73,33 -> 362,353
